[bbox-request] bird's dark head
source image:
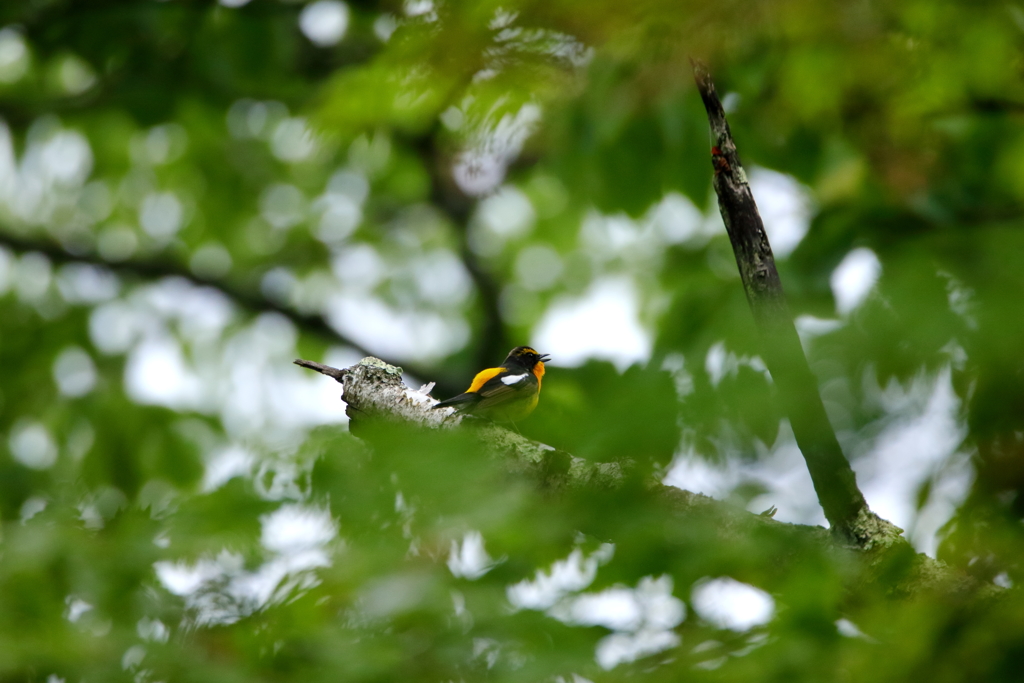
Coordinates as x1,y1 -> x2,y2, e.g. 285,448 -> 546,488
505,346 -> 550,370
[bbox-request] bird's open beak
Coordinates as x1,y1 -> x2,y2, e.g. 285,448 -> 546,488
538,354 -> 551,363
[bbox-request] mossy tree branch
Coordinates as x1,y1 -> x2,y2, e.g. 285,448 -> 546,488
296,355 -> 992,598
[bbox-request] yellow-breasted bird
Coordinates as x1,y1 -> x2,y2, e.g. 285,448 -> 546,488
432,346 -> 550,423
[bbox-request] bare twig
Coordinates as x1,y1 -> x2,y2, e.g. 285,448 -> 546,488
690,60 -> 893,546
293,359 -> 347,382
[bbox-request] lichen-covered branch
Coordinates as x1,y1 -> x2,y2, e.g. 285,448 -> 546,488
296,356 -> 993,599
296,356 -> 626,490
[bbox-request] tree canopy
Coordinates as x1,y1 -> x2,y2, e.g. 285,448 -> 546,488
2,1 -> 1024,681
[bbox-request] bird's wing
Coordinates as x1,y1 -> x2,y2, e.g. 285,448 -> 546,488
472,370 -> 537,409
433,367 -> 538,411
433,367 -> 507,409
465,367 -> 507,393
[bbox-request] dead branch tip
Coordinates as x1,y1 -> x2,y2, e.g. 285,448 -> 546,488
294,358 -> 347,382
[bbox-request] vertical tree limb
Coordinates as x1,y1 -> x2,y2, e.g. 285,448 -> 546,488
410,130 -> 511,373
690,60 -> 894,545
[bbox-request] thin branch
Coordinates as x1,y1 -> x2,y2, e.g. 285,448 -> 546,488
0,231 -> 463,396
293,358 -> 347,382
690,60 -> 891,545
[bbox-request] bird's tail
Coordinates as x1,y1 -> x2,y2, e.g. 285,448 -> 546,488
432,393 -> 477,410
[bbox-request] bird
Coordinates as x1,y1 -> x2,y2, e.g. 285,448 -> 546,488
432,346 -> 550,424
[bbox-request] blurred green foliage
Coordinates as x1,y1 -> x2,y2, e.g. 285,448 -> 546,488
2,0 -> 1024,681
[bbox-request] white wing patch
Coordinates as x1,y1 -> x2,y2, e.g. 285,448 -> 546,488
501,373 -> 529,385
